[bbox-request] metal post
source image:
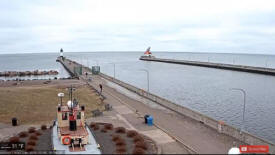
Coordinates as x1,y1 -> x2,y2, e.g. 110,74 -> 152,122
140,69 -> 149,92
108,63 -> 116,79
113,63 -> 116,79
230,88 -> 246,133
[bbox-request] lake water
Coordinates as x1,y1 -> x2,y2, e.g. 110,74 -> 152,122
0,53 -> 70,80
1,52 -> 275,143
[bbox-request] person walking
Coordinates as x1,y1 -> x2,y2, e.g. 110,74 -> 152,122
99,84 -> 103,95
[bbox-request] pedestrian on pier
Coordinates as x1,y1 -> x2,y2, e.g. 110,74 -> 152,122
99,84 -> 103,94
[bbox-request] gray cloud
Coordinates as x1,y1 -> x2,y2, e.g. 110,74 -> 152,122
0,0 -> 275,54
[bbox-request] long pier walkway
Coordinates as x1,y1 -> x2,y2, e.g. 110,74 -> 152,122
86,75 -> 247,154
57,57 -> 250,154
140,56 -> 275,76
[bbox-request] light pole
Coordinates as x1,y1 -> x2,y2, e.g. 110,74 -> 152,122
112,63 -> 116,79
58,92 -> 64,106
230,88 -> 246,133
140,69 -> 149,92
107,63 -> 116,79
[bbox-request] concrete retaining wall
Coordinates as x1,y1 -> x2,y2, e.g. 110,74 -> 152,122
99,72 -> 275,153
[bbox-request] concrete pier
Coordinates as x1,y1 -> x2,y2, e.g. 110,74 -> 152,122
56,57 -> 78,78
140,57 -> 275,76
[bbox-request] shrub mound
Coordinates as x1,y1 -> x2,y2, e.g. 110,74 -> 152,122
115,139 -> 126,147
9,137 -> 19,143
28,127 -> 36,133
115,127 -> 126,134
41,125 -> 47,130
93,125 -> 99,131
19,131 -> 28,138
27,140 -> 36,146
135,141 -> 147,150
112,135 -> 121,142
90,122 -> 97,128
104,123 -> 113,130
133,135 -> 144,143
132,147 -> 145,154
127,130 -> 138,138
100,129 -> 107,133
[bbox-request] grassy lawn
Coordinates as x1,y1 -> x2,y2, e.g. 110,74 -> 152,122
0,85 -> 104,125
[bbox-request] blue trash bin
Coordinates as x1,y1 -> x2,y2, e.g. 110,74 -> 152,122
146,115 -> 153,126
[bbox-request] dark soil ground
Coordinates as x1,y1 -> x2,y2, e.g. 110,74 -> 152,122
88,122 -> 157,154
0,127 -> 52,154
1,122 -> 157,154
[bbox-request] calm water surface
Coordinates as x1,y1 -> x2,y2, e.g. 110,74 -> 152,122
0,53 -> 69,80
1,52 -> 275,143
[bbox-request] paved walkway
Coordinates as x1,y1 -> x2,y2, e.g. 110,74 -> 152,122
83,74 -> 246,154
84,77 -> 190,154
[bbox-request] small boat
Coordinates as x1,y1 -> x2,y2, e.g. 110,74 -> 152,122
52,86 -> 101,154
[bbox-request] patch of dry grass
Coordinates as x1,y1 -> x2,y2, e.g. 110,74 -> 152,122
0,84 -> 103,125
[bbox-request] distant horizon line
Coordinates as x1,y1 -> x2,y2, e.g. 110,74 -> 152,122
0,50 -> 274,56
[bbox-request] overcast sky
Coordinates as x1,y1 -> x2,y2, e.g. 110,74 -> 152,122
0,0 -> 275,54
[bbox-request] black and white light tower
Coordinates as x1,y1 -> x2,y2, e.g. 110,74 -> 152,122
60,48 -> 64,58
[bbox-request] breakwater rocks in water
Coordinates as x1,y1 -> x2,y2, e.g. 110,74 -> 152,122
0,70 -> 59,77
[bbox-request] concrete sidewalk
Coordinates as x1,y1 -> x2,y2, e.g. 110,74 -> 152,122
84,77 -> 190,154
83,74 -> 246,154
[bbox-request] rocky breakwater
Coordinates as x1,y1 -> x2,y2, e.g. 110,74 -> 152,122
0,70 -> 59,77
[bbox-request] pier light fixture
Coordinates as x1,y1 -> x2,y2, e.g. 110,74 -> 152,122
109,63 -> 116,79
139,69 -> 150,92
230,88 -> 246,134
58,92 -> 65,106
